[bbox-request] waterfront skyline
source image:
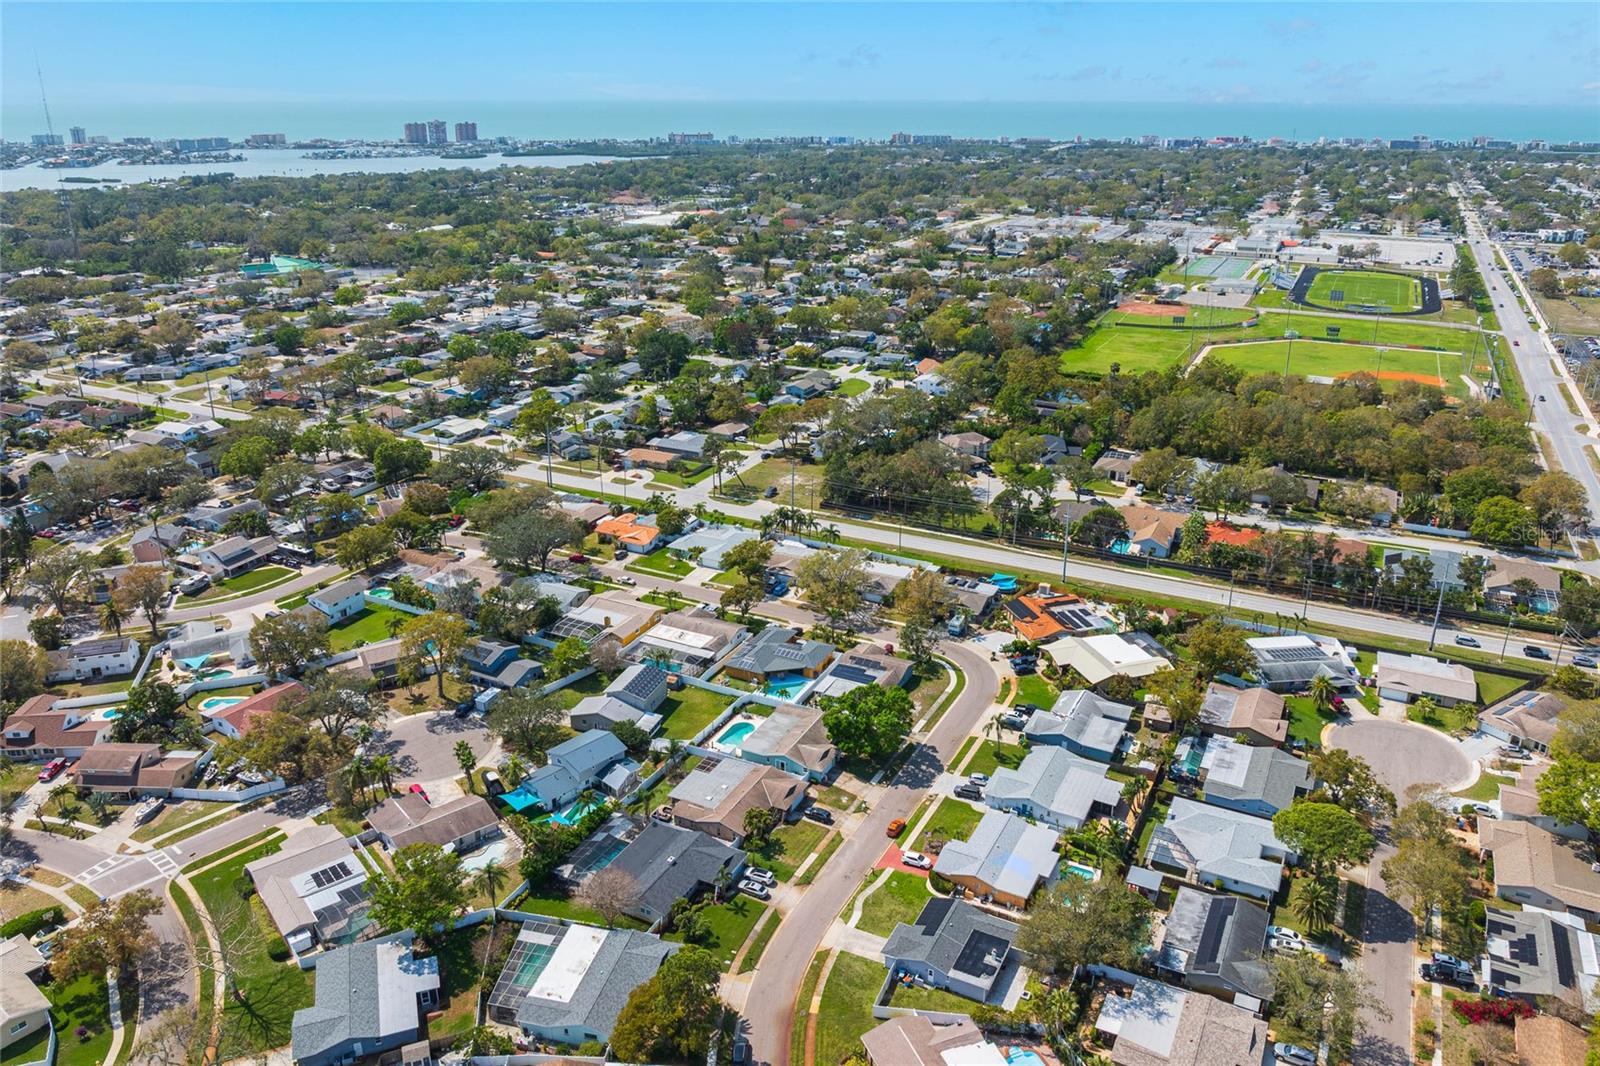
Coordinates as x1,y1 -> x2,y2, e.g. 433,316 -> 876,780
4,1 -> 1599,144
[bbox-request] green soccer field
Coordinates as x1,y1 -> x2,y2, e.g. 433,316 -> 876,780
1303,270 -> 1422,313
1205,340 -> 1477,400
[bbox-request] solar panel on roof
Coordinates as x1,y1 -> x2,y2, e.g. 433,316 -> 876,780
832,665 -> 877,684
1195,903 -> 1229,965
1263,646 -> 1326,662
955,930 -> 1009,978
1553,927 -> 1576,988
309,861 -> 353,889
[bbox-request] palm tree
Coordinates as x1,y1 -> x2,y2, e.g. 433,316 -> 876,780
475,859 -> 509,908
1308,675 -> 1336,713
712,864 -> 734,904
501,753 -> 527,787
100,596 -> 126,637
1294,875 -> 1340,934
368,755 -> 396,796
822,524 -> 841,543
385,613 -> 406,640
646,647 -> 675,672
47,783 -> 74,823
346,756 -> 370,804
575,788 -> 601,816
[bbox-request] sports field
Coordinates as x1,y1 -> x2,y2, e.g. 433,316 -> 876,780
1302,269 -> 1423,313
1205,340 -> 1478,401
1184,255 -> 1253,279
1062,309 -> 1488,378
1103,303 -> 1256,329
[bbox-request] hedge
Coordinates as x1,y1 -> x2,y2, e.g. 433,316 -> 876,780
1,906 -> 64,939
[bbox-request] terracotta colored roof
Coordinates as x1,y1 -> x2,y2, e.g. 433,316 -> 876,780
1205,522 -> 1262,548
209,681 -> 305,736
1004,592 -> 1082,642
595,512 -> 660,546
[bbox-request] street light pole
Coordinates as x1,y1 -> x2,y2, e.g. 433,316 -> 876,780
1427,584 -> 1444,650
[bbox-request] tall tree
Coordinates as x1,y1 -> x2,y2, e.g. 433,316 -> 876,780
400,611 -> 473,698
609,946 -> 724,1063
1018,875 -> 1153,976
367,844 -> 469,945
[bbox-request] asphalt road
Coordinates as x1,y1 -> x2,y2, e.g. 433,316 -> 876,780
738,638 -> 1000,1066
1355,841 -> 1416,1066
1460,201 -> 1600,541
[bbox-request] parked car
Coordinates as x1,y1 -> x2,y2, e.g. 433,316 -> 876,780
954,784 -> 984,801
1574,655 -> 1598,669
738,879 -> 772,900
1273,1044 -> 1316,1066
1524,645 -> 1551,660
1014,704 -> 1042,717
1454,634 -> 1481,648
1420,962 -> 1475,987
763,486 -> 778,499
568,552 -> 587,563
408,783 -> 429,802
886,819 -> 907,838
1268,936 -> 1307,953
803,805 -> 834,825
744,866 -> 776,886
37,757 -> 67,783
902,851 -> 932,870
1267,925 -> 1304,944
999,713 -> 1028,729
968,772 -> 990,786
1432,951 -> 1469,968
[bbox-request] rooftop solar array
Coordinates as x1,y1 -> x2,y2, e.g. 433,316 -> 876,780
954,930 -> 1009,979
308,862 -> 354,889
1259,646 -> 1327,663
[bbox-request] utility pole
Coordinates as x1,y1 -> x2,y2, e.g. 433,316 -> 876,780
1499,611 -> 1514,661
1427,583 -> 1445,650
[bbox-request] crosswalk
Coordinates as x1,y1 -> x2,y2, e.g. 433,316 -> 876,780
74,845 -> 182,899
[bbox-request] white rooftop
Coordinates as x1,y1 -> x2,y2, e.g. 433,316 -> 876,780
528,924 -> 606,1005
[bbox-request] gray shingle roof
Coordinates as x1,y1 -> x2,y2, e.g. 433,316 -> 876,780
606,821 -> 746,920
882,898 -> 1019,986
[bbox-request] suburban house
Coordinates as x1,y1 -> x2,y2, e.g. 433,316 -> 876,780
633,610 -> 748,670
1484,558 -> 1562,614
1145,797 -> 1293,901
720,626 -> 836,684
245,825 -> 370,955
665,524 -> 758,570
1044,632 -> 1172,686
666,756 -> 807,843
306,577 -> 368,623
861,1016 -> 1009,1066
202,681 -> 306,739
569,663 -> 668,734
985,746 -> 1123,830
552,592 -> 662,646
737,704 -> 838,781
594,512 -> 666,553
1375,652 -> 1477,707
1478,692 -> 1564,754
1025,690 -> 1135,762
45,635 -> 140,682
366,793 -> 500,853
71,743 -> 199,797
1154,887 -> 1272,1007
0,937 -> 51,1058
464,640 -> 543,689
486,919 -> 678,1046
1247,634 -> 1359,693
809,644 -> 913,700
1118,504 -> 1187,558
289,939 -> 440,1066
932,810 -> 1061,907
1197,684 -> 1288,747
2,693 -> 115,760
517,730 -> 638,813
194,534 -> 278,578
1091,447 -> 1140,484
1482,907 -> 1600,1011
1087,972 -> 1271,1066
939,431 -> 992,459
604,821 -> 747,927
881,898 -> 1022,1004
1195,738 -> 1311,817
1479,819 -> 1600,920
1498,761 -> 1590,840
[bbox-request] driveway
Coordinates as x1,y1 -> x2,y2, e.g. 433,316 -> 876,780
1325,718 -> 1472,800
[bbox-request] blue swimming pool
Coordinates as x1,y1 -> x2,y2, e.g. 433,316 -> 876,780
765,673 -> 809,700
717,721 -> 756,747
988,572 -> 1019,592
551,797 -> 604,826
1006,1049 -> 1047,1066
1063,861 -> 1099,881
369,587 -> 395,600
198,696 -> 246,712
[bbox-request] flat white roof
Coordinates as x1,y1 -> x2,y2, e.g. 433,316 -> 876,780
528,924 -> 606,1005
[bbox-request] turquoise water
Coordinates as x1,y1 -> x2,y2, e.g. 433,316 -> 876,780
369,587 -> 394,600
1064,862 -> 1098,881
551,797 -> 604,826
765,674 -> 809,700
198,696 -> 246,712
1006,1050 -> 1048,1066
718,721 -> 756,746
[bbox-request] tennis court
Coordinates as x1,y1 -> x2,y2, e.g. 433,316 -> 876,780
1183,255 -> 1254,279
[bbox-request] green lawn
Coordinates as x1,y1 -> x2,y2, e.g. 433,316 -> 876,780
797,832 -> 844,886
327,605 -> 412,651
1103,304 -> 1256,329
657,685 -> 735,741
814,952 -> 887,1066
1453,772 -> 1514,803
1474,670 -> 1524,706
886,981 -> 974,1014
963,740 -> 1027,778
715,457 -> 826,506
1406,700 -> 1478,734
838,378 -> 871,397
34,971 -> 114,1066
1065,322 -> 1200,375
668,896 -> 768,966
624,548 -> 694,578
1303,269 -> 1422,313
857,871 -> 934,936
747,819 -> 829,882
514,881 -> 647,929
911,797 -> 985,851
129,799 -> 236,843
1285,696 -> 1337,749
1012,674 -> 1058,708
1205,340 -> 1477,401
190,837 -> 315,1060
0,1021 -> 51,1066
737,909 -> 781,974
425,925 -> 488,1042
177,565 -> 297,605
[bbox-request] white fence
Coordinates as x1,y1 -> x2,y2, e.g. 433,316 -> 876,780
169,778 -> 285,803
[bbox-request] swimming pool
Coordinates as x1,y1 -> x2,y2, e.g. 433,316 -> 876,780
717,721 -> 757,747
551,797 -> 604,826
764,673 -> 809,700
198,696 -> 247,712
1005,1048 -> 1048,1066
1063,861 -> 1100,882
368,587 -> 395,600
988,572 -> 1019,592
198,667 -> 236,681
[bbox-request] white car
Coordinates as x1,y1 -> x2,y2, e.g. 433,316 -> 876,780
738,879 -> 771,900
743,867 -> 776,886
1267,925 -> 1304,944
1268,936 -> 1307,953
968,772 -> 989,786
902,851 -> 933,870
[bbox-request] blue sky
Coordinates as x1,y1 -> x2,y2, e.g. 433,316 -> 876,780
3,1 -> 1596,110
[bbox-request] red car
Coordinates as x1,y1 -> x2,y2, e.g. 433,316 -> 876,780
446,514 -> 466,528
569,552 -> 588,563
408,783 -> 429,802
37,529 -> 57,539
38,758 -> 67,782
